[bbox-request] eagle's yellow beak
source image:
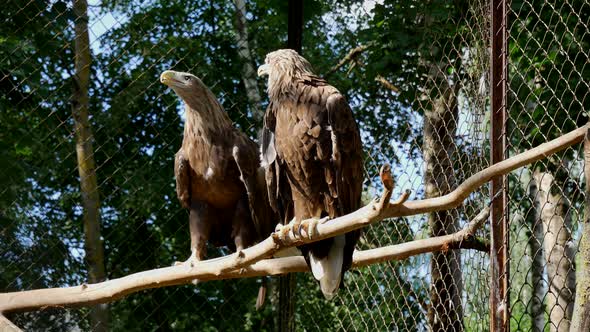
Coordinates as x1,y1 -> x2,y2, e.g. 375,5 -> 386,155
160,70 -> 177,86
257,64 -> 270,77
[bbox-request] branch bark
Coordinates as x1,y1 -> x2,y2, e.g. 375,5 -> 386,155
0,316 -> 22,332
0,124 -> 587,314
72,0 -> 108,330
375,75 -> 400,93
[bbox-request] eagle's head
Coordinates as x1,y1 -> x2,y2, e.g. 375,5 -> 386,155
160,70 -> 232,130
258,49 -> 314,98
160,70 -> 204,100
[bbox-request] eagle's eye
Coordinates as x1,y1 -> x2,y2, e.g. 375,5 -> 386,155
184,76 -> 191,81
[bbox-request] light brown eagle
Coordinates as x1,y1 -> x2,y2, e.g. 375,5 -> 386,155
160,70 -> 276,307
258,50 -> 364,299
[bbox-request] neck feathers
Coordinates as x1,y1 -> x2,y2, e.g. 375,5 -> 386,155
268,67 -> 318,101
182,85 -> 233,136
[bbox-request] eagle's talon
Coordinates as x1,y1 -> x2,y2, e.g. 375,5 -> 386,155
273,225 -> 285,241
275,224 -> 291,241
300,218 -> 319,239
291,219 -> 302,238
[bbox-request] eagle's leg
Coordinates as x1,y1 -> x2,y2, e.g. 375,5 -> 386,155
174,150 -> 191,209
174,201 -> 210,268
231,198 -> 256,254
278,197 -> 325,241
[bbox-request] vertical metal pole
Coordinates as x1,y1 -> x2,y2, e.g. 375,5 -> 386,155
279,3 -> 303,332
490,0 -> 509,331
287,0 -> 303,53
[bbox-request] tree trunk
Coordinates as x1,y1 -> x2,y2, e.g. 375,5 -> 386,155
533,170 -> 576,332
424,72 -> 463,331
231,0 -> 263,124
528,174 -> 546,332
571,128 -> 590,332
72,0 -> 108,331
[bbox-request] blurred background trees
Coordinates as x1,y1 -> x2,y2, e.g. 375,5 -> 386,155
0,0 -> 588,331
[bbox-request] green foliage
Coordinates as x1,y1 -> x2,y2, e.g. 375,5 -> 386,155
4,0 -> 587,330
508,0 -> 589,151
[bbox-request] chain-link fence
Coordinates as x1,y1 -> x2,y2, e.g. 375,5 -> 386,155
507,0 -> 589,331
1,0 -> 588,331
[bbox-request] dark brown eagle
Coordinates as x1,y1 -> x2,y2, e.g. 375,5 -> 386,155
160,70 -> 276,307
258,50 -> 364,299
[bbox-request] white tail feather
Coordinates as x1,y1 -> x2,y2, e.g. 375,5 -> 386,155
309,235 -> 345,300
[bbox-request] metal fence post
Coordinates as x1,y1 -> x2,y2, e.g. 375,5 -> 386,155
490,0 -> 509,331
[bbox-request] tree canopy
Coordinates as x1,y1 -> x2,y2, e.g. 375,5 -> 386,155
1,0 -> 587,331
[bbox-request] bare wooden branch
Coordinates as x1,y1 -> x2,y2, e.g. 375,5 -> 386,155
0,316 -> 22,332
0,124 -> 587,315
375,74 -> 401,93
0,208 -> 489,314
325,43 -> 373,77
376,164 -> 394,211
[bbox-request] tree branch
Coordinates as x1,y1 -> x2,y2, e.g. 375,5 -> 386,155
375,75 -> 401,93
0,124 -> 587,314
0,316 -> 22,332
325,43 -> 374,77
0,208 -> 489,314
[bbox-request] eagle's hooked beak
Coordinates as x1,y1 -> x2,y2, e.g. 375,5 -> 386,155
257,64 -> 270,77
160,70 -> 179,87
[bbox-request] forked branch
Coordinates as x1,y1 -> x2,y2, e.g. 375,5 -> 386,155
325,43 -> 374,77
0,124 -> 587,315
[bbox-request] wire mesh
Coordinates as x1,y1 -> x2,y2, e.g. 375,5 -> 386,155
506,0 -> 589,331
0,0 -> 588,331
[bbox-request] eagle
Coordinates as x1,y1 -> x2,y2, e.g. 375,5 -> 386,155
160,70 -> 276,308
258,49 -> 364,299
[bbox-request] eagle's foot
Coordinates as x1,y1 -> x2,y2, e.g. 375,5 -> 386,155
297,217 -> 322,240
274,220 -> 294,241
290,219 -> 302,238
296,216 -> 329,240
275,216 -> 328,241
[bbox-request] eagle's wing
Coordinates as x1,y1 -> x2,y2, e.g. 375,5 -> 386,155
174,149 -> 191,209
232,133 -> 274,240
287,77 -> 363,218
261,103 -> 278,212
261,104 -> 293,225
324,92 -> 363,274
325,93 -> 363,215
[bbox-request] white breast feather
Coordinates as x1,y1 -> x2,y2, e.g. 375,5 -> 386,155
205,167 -> 214,180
